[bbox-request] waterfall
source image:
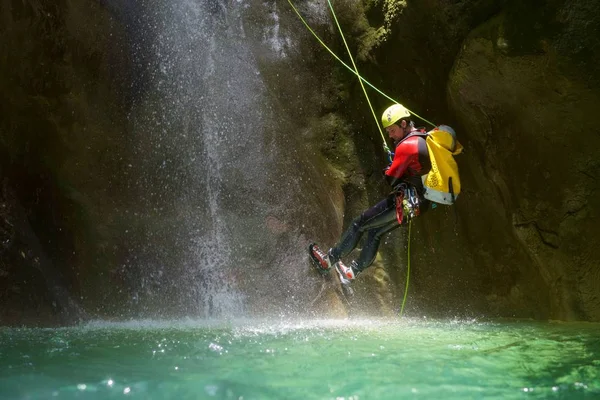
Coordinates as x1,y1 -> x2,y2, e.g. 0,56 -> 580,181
0,0 -> 348,323
116,0 -> 335,318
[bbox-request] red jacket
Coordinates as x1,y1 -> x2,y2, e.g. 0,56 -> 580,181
384,131 -> 431,190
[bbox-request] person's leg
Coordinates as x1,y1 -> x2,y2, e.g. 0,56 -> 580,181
353,220 -> 402,272
329,193 -> 397,262
352,198 -> 432,273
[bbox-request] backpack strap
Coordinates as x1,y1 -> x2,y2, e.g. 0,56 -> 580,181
398,128 -> 429,144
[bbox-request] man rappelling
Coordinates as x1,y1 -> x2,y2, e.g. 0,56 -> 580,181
309,103 -> 462,286
290,0 -> 462,297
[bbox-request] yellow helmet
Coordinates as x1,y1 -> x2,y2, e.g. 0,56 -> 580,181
381,104 -> 411,128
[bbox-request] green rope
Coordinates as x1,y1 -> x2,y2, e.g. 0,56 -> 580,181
399,219 -> 412,318
286,0 -> 436,128
326,0 -> 387,146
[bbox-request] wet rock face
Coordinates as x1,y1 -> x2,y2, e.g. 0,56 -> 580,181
0,0 -> 352,324
447,2 -> 600,320
324,0 -> 599,321
2,0 -> 598,324
0,0 -> 131,325
0,183 -> 55,325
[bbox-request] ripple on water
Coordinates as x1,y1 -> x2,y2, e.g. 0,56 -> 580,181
0,318 -> 598,399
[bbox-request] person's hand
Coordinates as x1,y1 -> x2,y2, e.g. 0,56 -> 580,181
383,144 -> 394,163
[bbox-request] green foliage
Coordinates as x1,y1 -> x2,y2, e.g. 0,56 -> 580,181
356,26 -> 388,62
325,0 -> 406,62
309,112 -> 355,182
363,0 -> 407,43
380,0 -> 407,32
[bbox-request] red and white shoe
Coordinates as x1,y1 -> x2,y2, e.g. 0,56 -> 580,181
308,243 -> 333,274
335,261 -> 356,285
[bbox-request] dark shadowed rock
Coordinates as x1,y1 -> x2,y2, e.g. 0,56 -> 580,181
1,0 -> 598,324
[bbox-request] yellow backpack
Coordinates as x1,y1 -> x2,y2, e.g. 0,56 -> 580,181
418,125 -> 463,205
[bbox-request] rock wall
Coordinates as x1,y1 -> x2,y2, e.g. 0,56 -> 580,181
2,0 -> 598,324
0,0 -> 354,324
0,0 -> 132,325
326,0 -> 600,320
447,2 -> 600,320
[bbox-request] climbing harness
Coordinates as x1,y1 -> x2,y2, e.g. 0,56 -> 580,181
393,183 -> 421,224
403,186 -> 421,220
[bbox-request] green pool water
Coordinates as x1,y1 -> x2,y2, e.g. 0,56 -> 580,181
1,318 -> 598,399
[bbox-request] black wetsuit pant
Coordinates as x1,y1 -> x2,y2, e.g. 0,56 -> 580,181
330,193 -> 429,272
